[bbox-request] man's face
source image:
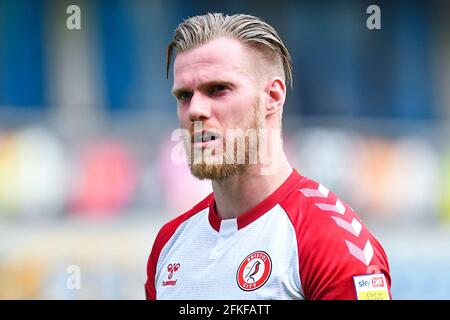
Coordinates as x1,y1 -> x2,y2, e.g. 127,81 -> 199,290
172,37 -> 265,180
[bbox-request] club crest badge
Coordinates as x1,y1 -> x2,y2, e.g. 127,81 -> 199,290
236,251 -> 272,291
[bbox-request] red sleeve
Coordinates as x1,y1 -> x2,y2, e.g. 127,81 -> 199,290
282,183 -> 392,300
145,225 -> 168,300
144,193 -> 214,300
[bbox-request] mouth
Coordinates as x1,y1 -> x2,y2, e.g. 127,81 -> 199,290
192,130 -> 221,145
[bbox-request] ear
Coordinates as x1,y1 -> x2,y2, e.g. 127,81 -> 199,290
263,77 -> 286,117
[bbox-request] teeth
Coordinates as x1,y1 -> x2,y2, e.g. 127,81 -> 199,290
202,132 -> 216,142
193,131 -> 218,143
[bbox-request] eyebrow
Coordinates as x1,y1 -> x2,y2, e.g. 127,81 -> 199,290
172,80 -> 235,97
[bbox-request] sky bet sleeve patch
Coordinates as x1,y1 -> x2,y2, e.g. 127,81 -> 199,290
353,273 -> 390,300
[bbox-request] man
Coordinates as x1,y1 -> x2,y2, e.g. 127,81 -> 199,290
145,13 -> 391,300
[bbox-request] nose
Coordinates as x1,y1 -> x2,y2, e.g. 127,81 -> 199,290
188,92 -> 211,122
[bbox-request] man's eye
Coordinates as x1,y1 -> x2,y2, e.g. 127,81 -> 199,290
177,92 -> 192,101
209,85 -> 227,94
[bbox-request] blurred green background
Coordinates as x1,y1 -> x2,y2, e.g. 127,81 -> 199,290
1,0 -> 450,299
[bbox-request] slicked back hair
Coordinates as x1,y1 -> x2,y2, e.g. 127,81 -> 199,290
166,13 -> 293,89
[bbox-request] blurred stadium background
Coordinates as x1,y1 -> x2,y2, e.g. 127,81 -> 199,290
1,0 -> 450,299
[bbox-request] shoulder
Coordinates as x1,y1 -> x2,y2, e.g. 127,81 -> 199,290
145,193 -> 214,299
280,176 -> 392,300
279,176 -> 335,230
153,193 -> 214,251
280,176 -> 369,242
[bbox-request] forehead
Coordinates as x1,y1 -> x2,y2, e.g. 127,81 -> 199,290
173,37 -> 256,89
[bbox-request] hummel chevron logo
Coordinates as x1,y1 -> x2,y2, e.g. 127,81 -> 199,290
345,239 -> 374,266
301,183 -> 373,266
331,216 -> 363,237
315,199 -> 346,215
299,184 -> 329,198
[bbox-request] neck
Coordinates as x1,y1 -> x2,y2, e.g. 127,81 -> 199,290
211,149 -> 292,220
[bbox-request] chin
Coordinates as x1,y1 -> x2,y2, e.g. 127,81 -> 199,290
189,163 -> 244,180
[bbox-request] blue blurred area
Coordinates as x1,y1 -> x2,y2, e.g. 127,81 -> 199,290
97,0 -> 137,111
0,0 -> 46,108
0,0 -> 443,118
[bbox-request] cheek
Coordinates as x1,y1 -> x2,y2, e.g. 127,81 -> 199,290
177,106 -> 189,128
222,96 -> 257,125
216,107 -> 243,129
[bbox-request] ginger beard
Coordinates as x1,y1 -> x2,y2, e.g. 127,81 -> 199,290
183,97 -> 265,181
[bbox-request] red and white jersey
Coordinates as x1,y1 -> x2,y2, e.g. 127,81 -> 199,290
145,169 -> 392,300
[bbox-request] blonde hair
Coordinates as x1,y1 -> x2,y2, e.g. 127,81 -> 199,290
166,13 -> 293,88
